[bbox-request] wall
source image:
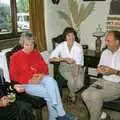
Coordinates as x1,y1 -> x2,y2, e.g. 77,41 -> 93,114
45,0 -> 112,51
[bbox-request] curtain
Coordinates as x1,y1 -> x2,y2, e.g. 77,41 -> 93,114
29,0 -> 47,51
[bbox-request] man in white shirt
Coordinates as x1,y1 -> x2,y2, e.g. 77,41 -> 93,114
81,30 -> 120,120
50,27 -> 84,103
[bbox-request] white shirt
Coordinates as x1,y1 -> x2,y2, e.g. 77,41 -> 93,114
99,47 -> 120,82
0,50 -> 11,82
50,41 -> 84,65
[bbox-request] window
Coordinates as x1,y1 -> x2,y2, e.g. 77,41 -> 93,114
16,0 -> 29,32
83,0 -> 106,1
0,0 -> 11,34
0,0 -> 29,40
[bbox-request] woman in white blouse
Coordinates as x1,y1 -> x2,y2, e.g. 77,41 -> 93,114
49,27 -> 84,102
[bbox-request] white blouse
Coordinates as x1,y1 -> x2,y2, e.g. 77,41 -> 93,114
50,41 -> 84,65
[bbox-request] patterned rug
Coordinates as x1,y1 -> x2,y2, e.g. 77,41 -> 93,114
42,87 -> 120,120
62,88 -> 89,120
42,88 -> 89,120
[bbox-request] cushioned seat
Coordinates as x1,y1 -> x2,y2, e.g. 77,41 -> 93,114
103,99 -> 120,112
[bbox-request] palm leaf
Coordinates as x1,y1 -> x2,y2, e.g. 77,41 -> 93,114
76,3 -> 85,26
68,0 -> 79,25
57,10 -> 73,27
77,2 -> 95,27
56,1 -> 95,31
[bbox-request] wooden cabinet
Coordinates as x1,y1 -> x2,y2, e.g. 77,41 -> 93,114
84,49 -> 101,88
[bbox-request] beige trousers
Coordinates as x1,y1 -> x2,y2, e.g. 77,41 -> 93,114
59,63 -> 84,97
81,78 -> 120,120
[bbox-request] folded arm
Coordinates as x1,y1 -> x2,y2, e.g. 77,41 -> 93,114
97,65 -> 120,76
0,96 -> 10,107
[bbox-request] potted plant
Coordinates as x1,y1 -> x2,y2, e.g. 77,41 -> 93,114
57,0 -> 95,38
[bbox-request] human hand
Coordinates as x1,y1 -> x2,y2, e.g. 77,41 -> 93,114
14,84 -> 25,93
1,96 -> 10,107
96,65 -> 105,74
29,73 -> 45,84
33,73 -> 45,80
64,58 -> 75,64
97,65 -> 116,75
49,57 -> 61,62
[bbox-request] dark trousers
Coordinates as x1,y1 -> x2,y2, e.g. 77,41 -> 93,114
0,100 -> 34,120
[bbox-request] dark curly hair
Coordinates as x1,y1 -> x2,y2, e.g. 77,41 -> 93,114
62,27 -> 80,43
108,30 -> 120,42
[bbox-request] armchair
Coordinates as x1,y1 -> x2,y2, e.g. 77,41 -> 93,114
5,44 -> 46,120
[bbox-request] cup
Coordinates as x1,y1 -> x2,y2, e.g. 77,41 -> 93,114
7,92 -> 16,103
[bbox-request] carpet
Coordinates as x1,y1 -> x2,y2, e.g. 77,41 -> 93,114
42,88 -> 120,120
42,88 -> 89,120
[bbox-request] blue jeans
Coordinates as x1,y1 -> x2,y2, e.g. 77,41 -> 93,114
21,75 -> 65,120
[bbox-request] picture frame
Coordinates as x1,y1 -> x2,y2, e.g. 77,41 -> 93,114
83,0 -> 106,1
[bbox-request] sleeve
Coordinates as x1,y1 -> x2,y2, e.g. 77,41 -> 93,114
0,89 -> 4,98
98,51 -> 106,66
9,55 -> 20,82
9,54 -> 34,84
49,44 -> 61,58
75,45 -> 84,65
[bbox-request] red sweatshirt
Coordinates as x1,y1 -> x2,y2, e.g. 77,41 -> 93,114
10,49 -> 48,84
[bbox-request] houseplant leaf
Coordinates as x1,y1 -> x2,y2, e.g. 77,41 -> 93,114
76,3 -> 85,27
57,10 -> 73,27
77,2 -> 95,27
57,1 -> 95,32
68,0 -> 79,25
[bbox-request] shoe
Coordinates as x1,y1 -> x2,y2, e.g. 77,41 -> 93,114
100,112 -> 111,120
56,113 -> 78,120
101,112 -> 107,120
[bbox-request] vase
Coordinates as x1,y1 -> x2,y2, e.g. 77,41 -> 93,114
95,36 -> 101,53
93,24 -> 105,53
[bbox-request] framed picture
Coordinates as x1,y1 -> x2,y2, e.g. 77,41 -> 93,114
107,15 -> 120,31
107,0 -> 120,31
109,0 -> 120,15
83,0 -> 106,1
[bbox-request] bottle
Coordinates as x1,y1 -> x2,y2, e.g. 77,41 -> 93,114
96,24 -> 102,33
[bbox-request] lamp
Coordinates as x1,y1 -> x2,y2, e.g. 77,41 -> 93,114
93,24 -> 105,53
52,0 -> 60,4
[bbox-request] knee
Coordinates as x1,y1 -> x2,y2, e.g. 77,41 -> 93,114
81,90 -> 90,102
81,89 -> 101,103
43,75 -> 57,85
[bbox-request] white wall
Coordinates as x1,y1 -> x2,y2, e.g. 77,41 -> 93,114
45,0 -> 112,51
44,0 -> 68,52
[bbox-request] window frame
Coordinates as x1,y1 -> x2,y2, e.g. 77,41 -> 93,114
0,0 -> 21,40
